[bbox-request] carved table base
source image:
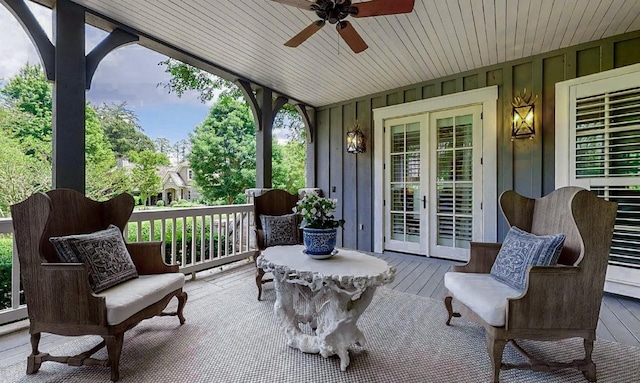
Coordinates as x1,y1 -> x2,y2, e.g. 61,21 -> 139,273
258,245 -> 395,371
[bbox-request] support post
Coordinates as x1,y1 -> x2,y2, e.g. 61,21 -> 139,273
256,87 -> 273,188
295,104 -> 316,187
52,0 -> 86,192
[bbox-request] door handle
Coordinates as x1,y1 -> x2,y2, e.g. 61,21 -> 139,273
422,196 -> 427,209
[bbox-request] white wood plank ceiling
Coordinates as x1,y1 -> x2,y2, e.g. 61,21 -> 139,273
70,0 -> 640,107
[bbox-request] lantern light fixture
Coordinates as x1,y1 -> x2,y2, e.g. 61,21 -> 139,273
512,89 -> 538,140
346,121 -> 366,154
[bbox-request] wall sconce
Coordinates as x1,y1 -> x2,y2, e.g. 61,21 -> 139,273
511,89 -> 538,140
346,121 -> 366,154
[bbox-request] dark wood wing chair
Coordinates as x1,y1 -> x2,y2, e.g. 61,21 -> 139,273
253,189 -> 300,300
444,187 -> 617,382
11,189 -> 188,381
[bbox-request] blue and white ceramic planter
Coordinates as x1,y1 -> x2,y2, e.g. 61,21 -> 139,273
302,228 -> 337,256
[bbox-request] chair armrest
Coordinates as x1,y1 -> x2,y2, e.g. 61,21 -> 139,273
506,265 -> 590,330
38,263 -> 107,326
453,242 -> 502,273
126,242 -> 179,274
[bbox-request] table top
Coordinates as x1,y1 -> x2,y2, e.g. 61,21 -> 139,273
259,245 -> 392,278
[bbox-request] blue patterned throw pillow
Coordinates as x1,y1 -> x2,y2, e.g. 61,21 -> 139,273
490,226 -> 565,292
50,225 -> 138,293
260,213 -> 299,247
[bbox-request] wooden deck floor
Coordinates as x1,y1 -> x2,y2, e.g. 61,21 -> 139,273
1,251 -> 639,370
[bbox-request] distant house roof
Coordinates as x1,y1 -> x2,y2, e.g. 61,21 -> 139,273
160,161 -> 191,189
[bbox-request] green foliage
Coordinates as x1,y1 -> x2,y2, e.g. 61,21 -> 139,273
158,58 -> 239,102
0,235 -> 14,310
95,102 -> 155,156
0,135 -> 50,217
273,140 -> 306,194
128,150 -> 170,206
189,95 -> 256,204
159,59 -> 307,201
156,200 -> 165,207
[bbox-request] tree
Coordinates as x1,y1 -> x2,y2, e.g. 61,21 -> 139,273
0,135 -> 50,217
272,140 -> 306,194
95,102 -> 155,156
128,150 -> 169,206
154,137 -> 171,154
189,95 -> 256,204
0,63 -> 52,160
159,58 -> 238,102
159,59 -> 307,198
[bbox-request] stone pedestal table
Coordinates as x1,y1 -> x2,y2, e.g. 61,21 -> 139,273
257,245 -> 396,371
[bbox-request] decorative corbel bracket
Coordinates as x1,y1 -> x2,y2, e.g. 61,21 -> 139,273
1,0 -> 55,80
86,28 -> 139,89
237,79 -> 290,131
295,104 -> 316,143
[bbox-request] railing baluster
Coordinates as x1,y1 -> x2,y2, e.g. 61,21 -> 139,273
209,214 -> 214,260
181,217 -> 187,266
217,214 -> 222,258
149,219 -> 155,242
161,218 -> 166,259
200,216 -> 205,261
136,220 -> 142,242
191,215 -> 197,264
171,218 -> 177,266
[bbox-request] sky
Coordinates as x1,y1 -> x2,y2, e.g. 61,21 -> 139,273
0,2 -> 211,143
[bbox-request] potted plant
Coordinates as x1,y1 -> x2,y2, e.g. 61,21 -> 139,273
293,192 -> 345,257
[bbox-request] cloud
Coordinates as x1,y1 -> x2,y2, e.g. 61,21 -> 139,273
0,4 -> 204,108
0,3 -> 52,80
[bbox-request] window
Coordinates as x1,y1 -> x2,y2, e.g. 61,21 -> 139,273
187,169 -> 193,180
556,63 -> 640,298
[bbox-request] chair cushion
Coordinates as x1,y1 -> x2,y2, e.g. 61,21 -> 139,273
96,273 -> 185,325
490,226 -> 565,292
260,213 -> 299,247
50,225 -> 138,293
444,272 -> 522,327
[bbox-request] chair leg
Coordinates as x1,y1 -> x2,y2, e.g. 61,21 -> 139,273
583,338 -> 597,382
444,295 -> 461,325
177,291 -> 188,325
256,267 -> 265,301
486,333 -> 506,383
26,333 -> 41,374
105,333 -> 125,382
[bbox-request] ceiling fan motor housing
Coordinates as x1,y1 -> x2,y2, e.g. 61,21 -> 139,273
314,0 -> 354,24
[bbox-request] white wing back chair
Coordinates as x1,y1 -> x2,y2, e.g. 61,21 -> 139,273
443,187 -> 617,382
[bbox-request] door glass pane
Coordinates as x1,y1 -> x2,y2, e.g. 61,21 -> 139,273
391,125 -> 405,153
407,213 -> 421,243
436,112 -> 474,249
391,154 -> 404,182
391,213 -> 404,240
455,149 -> 473,181
387,121 -> 422,246
391,184 -> 405,211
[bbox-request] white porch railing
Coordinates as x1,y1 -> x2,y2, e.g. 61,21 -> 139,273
0,204 -> 257,326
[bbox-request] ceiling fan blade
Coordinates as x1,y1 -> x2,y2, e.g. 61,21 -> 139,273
285,21 -> 326,47
351,0 -> 415,18
337,21 -> 368,53
268,0 -> 316,11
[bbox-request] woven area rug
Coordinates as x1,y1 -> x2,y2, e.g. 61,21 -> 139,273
2,279 -> 639,383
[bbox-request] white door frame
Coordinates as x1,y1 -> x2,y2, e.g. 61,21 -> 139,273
373,86 -> 499,255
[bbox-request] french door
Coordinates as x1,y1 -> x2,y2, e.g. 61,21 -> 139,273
383,106 -> 483,260
429,106 -> 483,260
384,115 -> 429,254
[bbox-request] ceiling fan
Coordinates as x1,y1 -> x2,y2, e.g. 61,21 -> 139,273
270,0 -> 415,53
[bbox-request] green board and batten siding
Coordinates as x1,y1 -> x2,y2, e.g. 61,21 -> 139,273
312,31 -> 640,252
